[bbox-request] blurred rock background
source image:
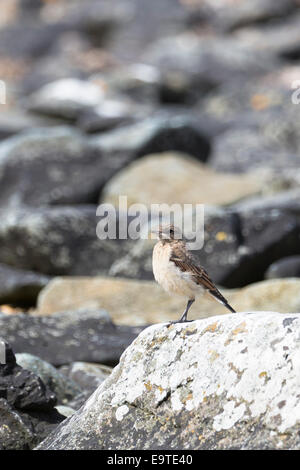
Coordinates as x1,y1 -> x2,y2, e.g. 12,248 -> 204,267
0,0 -> 300,449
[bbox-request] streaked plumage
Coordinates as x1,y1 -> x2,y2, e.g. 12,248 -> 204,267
152,224 -> 236,323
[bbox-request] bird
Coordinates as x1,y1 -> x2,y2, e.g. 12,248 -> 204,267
152,224 -> 236,323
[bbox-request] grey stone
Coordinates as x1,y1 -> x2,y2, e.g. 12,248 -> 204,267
265,256 -> 300,280
144,34 -> 277,92
111,203 -> 300,288
91,114 -> 211,163
36,312 -> 300,450
190,0 -> 296,33
0,342 -> 56,411
0,263 -> 50,307
59,362 -> 112,397
16,353 -> 81,405
0,309 -> 145,366
0,205 -> 132,276
0,398 -> 63,450
0,342 -> 64,449
0,127 -> 132,208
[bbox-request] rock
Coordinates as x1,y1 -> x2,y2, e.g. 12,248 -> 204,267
100,152 -> 263,207
236,11 -> 300,58
36,276 -> 189,325
25,79 -> 105,119
265,256 -> 300,280
0,398 -> 63,450
91,115 -> 211,163
210,127 -> 300,175
0,127 -> 132,209
188,0 -> 296,33
0,263 -> 50,307
0,309 -> 145,366
0,109 -> 64,141
77,99 -> 139,133
55,405 -> 75,418
59,362 -> 112,399
0,205 -> 131,276
143,33 -> 276,91
36,276 -> 300,325
37,312 -> 300,450
0,342 -> 56,411
0,342 -> 64,449
0,22 -> 66,59
15,353 -> 81,405
108,200 -> 300,288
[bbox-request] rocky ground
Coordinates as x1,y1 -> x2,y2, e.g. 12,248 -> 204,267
0,0 -> 300,450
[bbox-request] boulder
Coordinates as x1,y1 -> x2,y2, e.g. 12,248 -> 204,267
107,202 -> 300,288
37,312 -> 300,449
91,115 -> 211,163
265,256 -> 300,280
36,276 -> 300,325
0,309 -> 145,366
0,205 -> 131,276
0,127 -> 132,208
59,362 -> 112,404
143,33 -> 277,91
0,263 -> 50,307
0,342 -> 64,449
210,127 -> 300,175
100,152 -> 263,207
187,0 -> 296,33
15,353 -> 81,405
25,79 -> 105,119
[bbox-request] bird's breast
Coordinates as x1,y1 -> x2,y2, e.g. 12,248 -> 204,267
152,242 -> 201,299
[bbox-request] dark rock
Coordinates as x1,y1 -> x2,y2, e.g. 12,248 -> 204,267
0,398 -> 64,450
0,205 -> 132,276
0,342 -> 56,411
0,342 -> 64,448
16,353 -> 81,405
0,310 -> 145,367
0,127 -> 132,208
265,256 -> 300,280
111,201 -> 300,288
92,114 -> 211,163
0,263 -> 50,307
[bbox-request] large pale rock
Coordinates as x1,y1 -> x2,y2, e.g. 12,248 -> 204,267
101,152 -> 263,207
37,312 -> 300,449
36,277 -> 300,326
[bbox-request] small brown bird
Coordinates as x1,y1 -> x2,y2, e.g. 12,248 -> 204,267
152,224 -> 236,323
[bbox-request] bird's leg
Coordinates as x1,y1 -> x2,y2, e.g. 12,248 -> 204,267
168,299 -> 195,325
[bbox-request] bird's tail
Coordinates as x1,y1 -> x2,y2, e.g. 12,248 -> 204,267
209,289 -> 236,313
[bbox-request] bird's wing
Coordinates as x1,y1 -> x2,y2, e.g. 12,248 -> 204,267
170,243 -> 236,313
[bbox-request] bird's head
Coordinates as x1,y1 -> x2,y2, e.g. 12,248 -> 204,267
151,224 -> 182,241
